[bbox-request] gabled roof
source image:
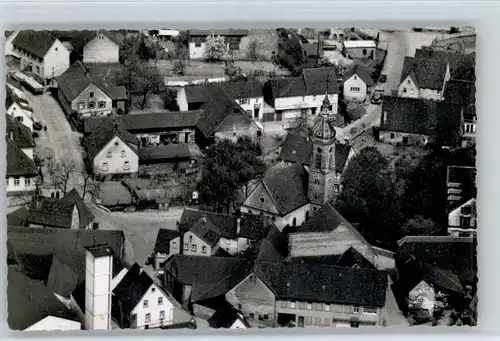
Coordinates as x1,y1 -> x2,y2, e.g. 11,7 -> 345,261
112,263 -> 154,314
6,85 -> 33,112
180,208 -> 237,239
336,246 -> 376,269
262,164 -> 310,215
8,267 -> 79,331
397,235 -> 477,284
242,223 -> 288,261
85,30 -> 122,47
184,81 -> 263,104
63,188 -> 95,228
207,306 -> 250,328
7,206 -> 29,227
344,63 -> 374,86
6,115 -> 36,148
154,229 -> 180,254
255,261 -> 388,306
57,61 -> 126,103
84,117 -> 138,162
189,219 -> 223,247
6,138 -> 38,177
302,67 -> 339,95
381,96 -> 462,146
12,30 -> 58,59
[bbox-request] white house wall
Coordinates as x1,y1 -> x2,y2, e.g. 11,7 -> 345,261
236,97 -> 264,121
274,94 -> 338,114
131,283 -> 175,329
42,39 -> 70,79
6,175 -> 37,194
93,136 -> 139,175
83,33 -> 119,63
7,103 -> 34,132
176,88 -> 189,111
25,316 -> 81,331
343,74 -> 368,102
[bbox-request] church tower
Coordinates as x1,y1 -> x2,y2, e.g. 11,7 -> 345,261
307,94 -> 338,210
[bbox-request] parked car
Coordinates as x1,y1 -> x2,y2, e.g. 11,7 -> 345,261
379,74 -> 387,83
33,121 -> 43,131
371,91 -> 383,105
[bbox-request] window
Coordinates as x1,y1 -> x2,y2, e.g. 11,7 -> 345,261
259,197 -> 265,203
249,313 -> 255,319
353,305 -> 359,313
408,79 -> 411,84
390,132 -> 395,139
160,311 -> 165,319
123,161 -> 130,170
98,101 -> 106,108
14,177 -> 20,186
25,178 -> 31,186
324,304 -> 330,312
184,243 -> 188,250
410,89 -> 415,94
102,161 -> 108,171
335,172 -> 341,179
158,297 -> 163,305
313,206 -> 318,212
353,75 -> 357,80
55,47 -> 58,51
314,179 -> 320,185
460,216 -> 471,227
315,153 -> 322,169
225,240 -> 231,245
314,317 -> 322,326
290,301 -> 296,309
305,316 -> 312,325
275,111 -> 283,121
363,306 -> 377,314
35,66 -> 40,74
334,184 -> 340,193
89,92 -> 94,98
143,300 -> 149,308
107,151 -> 112,158
6,179 -> 9,186
172,241 -> 177,249
16,116 -> 23,122
307,302 -> 312,310
88,102 -> 96,109
281,300 -> 288,308
240,98 -> 250,105
258,315 -> 264,321
313,302 -> 323,311
264,314 -> 269,320
246,110 -> 252,116
298,302 -> 306,309
202,246 -> 207,253
402,88 -> 407,94
195,42 -> 202,47
324,318 -> 331,326
77,102 -> 85,110
350,87 -> 360,92
151,287 -> 156,293
191,244 -> 197,252
145,313 -> 151,322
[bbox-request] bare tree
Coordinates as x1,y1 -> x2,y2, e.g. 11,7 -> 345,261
80,167 -> 101,201
48,158 -> 78,194
246,38 -> 262,61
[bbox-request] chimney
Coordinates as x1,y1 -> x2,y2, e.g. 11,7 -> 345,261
236,217 -> 241,235
9,130 -> 13,140
84,244 -> 113,331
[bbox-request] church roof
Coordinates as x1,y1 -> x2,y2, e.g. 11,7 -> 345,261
312,113 -> 336,142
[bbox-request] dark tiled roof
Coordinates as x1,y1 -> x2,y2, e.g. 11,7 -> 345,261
189,219 -> 222,247
188,29 -> 249,37
139,144 -> 192,162
46,252 -> 85,297
398,258 -> 465,295
6,84 -> 33,112
6,115 -> 36,148
336,246 -> 376,269
207,306 -> 250,328
303,67 -> 339,95
154,229 -> 180,253
12,30 -> 58,59
381,96 -> 462,146
241,224 -> 288,261
180,208 -> 237,239
185,81 -> 263,104
266,77 -> 306,98
444,79 -> 476,114
396,236 -> 477,284
84,117 -> 138,162
290,254 -> 341,266
112,263 -> 154,314
7,207 -> 29,227
238,214 -> 269,240
64,188 -> 95,228
345,63 -> 374,86
57,61 -> 126,103
8,267 -> 79,331
6,139 -> 38,177
263,164 -> 310,215
255,261 -> 388,306
400,57 -> 417,84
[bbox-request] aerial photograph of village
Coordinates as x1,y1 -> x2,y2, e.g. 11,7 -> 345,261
5,26 -> 476,331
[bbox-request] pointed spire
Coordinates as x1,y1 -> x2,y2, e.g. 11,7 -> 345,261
322,92 -> 331,111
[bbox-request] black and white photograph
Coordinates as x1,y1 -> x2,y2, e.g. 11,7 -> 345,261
5,26 -> 477,331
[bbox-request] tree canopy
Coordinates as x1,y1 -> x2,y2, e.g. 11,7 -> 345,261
204,35 -> 229,61
401,215 -> 442,236
197,136 -> 265,212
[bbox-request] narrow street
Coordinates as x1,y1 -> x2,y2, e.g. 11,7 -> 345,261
337,103 -> 382,141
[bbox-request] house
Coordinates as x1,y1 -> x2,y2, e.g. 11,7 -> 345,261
83,30 -> 121,63
443,79 -> 476,147
263,67 -> 339,124
187,29 -> 249,60
163,255 -> 389,328
153,209 -> 270,268
379,96 -> 463,148
343,40 -> 376,60
5,30 -> 20,64
11,30 -> 70,84
398,48 -> 474,101
242,107 -> 353,230
177,81 -> 264,121
6,138 -> 39,195
288,202 -> 395,270
8,266 -> 81,331
26,189 -> 95,230
207,306 -> 251,329
56,61 -> 127,121
6,84 -> 35,132
6,114 -> 36,160
446,166 -> 476,207
342,63 -> 374,102
84,118 -> 139,176
138,144 -> 201,176
447,198 -> 477,237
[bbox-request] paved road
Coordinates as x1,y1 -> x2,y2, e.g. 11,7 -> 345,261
90,205 -> 183,265
337,103 -> 382,142
27,92 -> 84,192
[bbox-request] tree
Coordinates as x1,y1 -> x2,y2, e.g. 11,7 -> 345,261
401,215 -> 441,236
204,35 -> 229,61
133,64 -> 164,110
246,38 -> 262,61
197,136 -> 265,212
47,157 -> 78,194
80,168 -> 101,201
163,88 -> 180,111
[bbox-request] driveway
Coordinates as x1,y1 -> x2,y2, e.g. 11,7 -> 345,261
90,205 -> 183,266
27,92 -> 84,191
